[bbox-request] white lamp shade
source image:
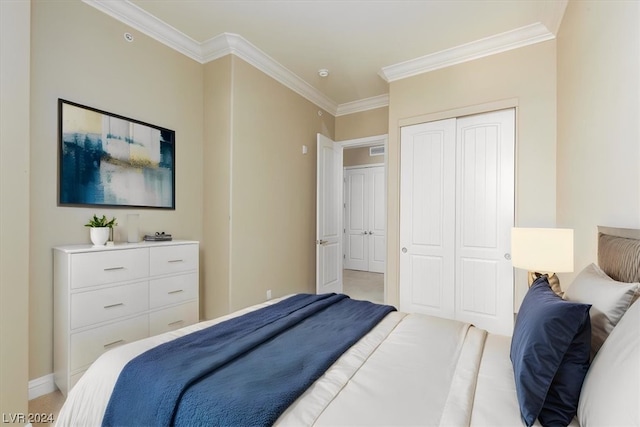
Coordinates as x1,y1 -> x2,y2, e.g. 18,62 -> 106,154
511,228 -> 574,273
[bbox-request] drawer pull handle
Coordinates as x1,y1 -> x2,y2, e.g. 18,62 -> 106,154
104,339 -> 124,348
104,303 -> 124,309
104,266 -> 125,271
168,289 -> 184,295
168,259 -> 184,263
168,320 -> 184,327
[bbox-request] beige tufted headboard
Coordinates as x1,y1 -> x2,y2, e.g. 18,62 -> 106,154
597,226 -> 640,283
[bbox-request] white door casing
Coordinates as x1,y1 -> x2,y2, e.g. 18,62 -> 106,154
399,109 -> 515,335
316,133 -> 343,294
344,166 -> 385,273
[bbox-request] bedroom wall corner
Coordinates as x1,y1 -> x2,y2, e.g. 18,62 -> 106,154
29,0 -> 204,381
203,55 -> 233,319
556,0 -> 640,286
0,0 -> 30,416
229,56 -> 335,312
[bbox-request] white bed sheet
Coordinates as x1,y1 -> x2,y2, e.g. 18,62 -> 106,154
56,298 -> 532,427
281,313 -> 485,426
470,333 -> 579,427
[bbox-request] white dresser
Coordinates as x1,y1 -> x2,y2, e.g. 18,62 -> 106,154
53,240 -> 199,396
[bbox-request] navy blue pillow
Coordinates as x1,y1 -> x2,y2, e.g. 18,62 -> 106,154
510,276 -> 591,427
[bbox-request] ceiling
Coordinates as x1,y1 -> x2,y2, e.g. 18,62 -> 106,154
86,0 -> 567,115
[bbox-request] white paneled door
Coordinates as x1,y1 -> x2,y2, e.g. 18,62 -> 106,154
400,118 -> 457,320
454,110 -> 515,335
400,109 -> 515,335
316,133 -> 343,295
344,166 -> 385,273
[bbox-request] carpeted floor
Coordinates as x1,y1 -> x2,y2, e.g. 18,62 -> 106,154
342,269 -> 384,304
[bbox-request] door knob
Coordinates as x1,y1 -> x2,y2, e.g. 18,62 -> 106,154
402,247 -> 407,253
369,231 -> 374,235
504,253 -> 511,260
317,239 -> 328,245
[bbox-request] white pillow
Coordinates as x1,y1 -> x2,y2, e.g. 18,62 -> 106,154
564,263 -> 639,357
578,299 -> 640,426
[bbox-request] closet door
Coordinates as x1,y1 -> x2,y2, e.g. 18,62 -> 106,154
344,166 -> 385,273
344,168 -> 368,271
399,109 -> 515,335
455,109 -> 514,335
399,119 -> 456,318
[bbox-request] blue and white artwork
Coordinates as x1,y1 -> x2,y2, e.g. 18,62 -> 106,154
59,100 -> 175,209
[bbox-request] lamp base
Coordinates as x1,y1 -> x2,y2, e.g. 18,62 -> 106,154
527,271 -> 564,297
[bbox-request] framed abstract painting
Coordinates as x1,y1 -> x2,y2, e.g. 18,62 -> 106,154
58,99 -> 175,209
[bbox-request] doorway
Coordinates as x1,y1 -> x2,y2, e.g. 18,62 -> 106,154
341,135 -> 387,304
343,269 -> 384,304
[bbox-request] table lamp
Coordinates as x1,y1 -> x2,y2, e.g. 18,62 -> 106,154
511,227 -> 574,295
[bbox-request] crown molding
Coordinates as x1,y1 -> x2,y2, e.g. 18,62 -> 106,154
82,2 -> 555,116
82,0 -> 203,62
200,33 -> 234,62
207,33 -> 338,115
545,0 -> 569,34
336,94 -> 389,117
379,22 -> 554,82
82,1 -> 338,115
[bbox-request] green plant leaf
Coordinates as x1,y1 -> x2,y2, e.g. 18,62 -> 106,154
85,214 -> 118,228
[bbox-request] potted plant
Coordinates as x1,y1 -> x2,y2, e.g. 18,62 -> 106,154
85,214 -> 117,246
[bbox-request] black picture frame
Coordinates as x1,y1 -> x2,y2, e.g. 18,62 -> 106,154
58,99 -> 175,209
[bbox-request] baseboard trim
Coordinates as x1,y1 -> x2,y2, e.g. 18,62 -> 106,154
28,374 -> 57,400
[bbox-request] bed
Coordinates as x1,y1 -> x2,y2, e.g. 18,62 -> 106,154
56,227 -> 640,426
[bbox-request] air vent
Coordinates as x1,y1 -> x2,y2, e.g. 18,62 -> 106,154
369,145 -> 385,156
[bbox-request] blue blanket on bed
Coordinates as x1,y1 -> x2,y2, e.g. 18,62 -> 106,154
102,293 -> 395,427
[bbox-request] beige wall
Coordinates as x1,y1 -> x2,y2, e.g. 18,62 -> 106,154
202,55 -> 335,318
335,107 -> 389,141
203,55 -> 233,318
557,1 -> 640,284
344,147 -> 384,167
29,0 -> 204,380
1,0 -> 30,417
387,41 -> 557,308
228,57 -> 334,312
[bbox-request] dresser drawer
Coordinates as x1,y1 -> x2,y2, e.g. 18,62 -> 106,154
149,273 -> 198,309
149,301 -> 198,336
54,241 -> 200,397
70,315 -> 148,371
150,244 -> 198,276
70,249 -> 149,289
70,281 -> 149,329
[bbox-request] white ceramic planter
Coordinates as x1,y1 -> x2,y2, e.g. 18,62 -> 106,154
89,227 -> 110,246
